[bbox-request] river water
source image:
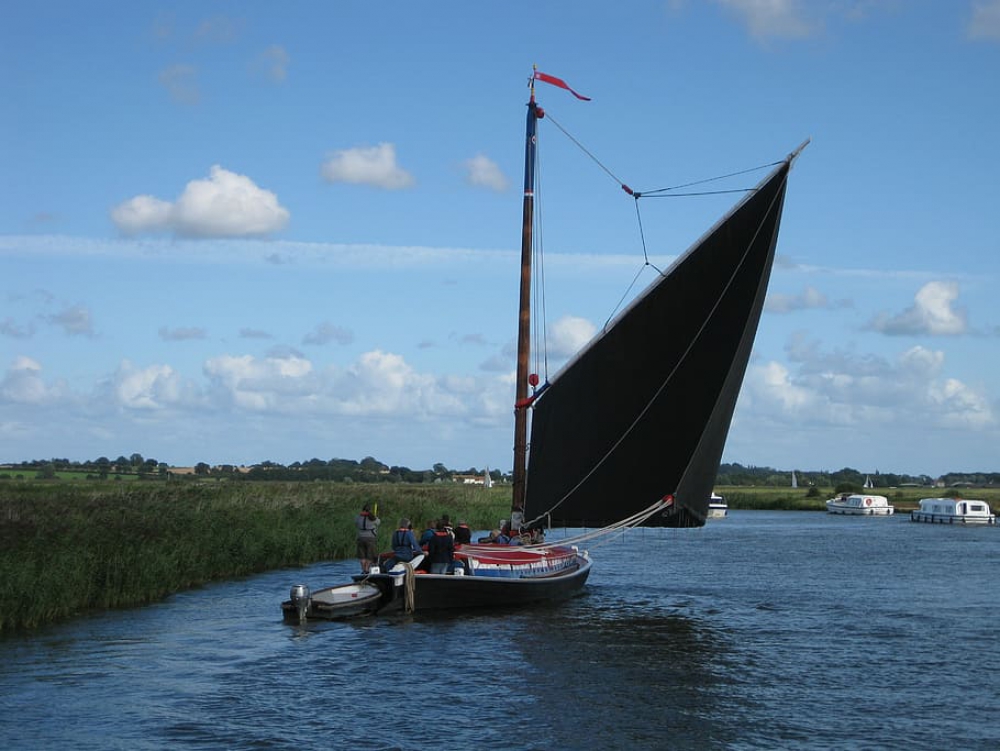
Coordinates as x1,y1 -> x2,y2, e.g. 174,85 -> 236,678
2,511 -> 998,750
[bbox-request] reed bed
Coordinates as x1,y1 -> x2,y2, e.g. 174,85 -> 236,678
0,481 -> 509,633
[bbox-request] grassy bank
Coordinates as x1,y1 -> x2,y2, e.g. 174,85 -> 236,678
719,485 -> 1000,511
5,481 -> 998,633
0,481 -> 509,633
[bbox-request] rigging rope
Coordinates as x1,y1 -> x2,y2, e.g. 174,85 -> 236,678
515,497 -> 672,554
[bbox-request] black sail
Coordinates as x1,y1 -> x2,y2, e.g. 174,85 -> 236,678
524,160 -> 790,529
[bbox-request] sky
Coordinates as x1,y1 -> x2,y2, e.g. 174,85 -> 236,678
2,1 -> 999,477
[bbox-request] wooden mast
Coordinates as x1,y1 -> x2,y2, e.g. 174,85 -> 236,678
512,73 -> 540,514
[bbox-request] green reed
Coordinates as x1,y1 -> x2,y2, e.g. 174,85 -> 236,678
0,481 -> 509,633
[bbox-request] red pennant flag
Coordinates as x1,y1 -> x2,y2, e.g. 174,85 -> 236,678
533,70 -> 590,101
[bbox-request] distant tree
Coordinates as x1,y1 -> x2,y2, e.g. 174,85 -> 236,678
360,456 -> 387,473
194,462 -> 210,476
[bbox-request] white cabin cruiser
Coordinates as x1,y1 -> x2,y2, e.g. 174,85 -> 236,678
910,497 -> 995,525
707,493 -> 728,519
826,493 -> 894,516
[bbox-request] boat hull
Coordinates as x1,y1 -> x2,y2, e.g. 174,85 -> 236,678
826,504 -> 894,516
910,498 -> 996,525
405,555 -> 591,612
910,511 -> 995,525
281,582 -> 385,622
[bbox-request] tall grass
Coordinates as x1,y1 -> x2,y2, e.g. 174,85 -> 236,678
0,481 -> 509,633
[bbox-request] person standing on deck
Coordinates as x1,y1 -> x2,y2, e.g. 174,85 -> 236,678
355,503 -> 380,574
426,520 -> 455,574
454,520 -> 472,545
419,520 -> 437,547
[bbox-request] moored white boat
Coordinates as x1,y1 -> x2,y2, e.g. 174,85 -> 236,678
707,493 -> 728,519
910,497 -> 995,525
826,493 -> 894,516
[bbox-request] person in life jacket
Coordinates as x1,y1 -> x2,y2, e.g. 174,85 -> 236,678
384,518 -> 422,570
426,520 -> 455,574
453,520 -> 472,545
355,504 -> 380,574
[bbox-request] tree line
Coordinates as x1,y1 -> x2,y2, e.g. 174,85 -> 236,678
0,455 -> 503,485
2,456 -> 998,488
716,463 -> 1000,489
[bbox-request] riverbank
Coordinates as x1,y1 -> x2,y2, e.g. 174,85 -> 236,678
721,486 -> 1000,512
4,481 -> 997,632
0,481 -> 509,633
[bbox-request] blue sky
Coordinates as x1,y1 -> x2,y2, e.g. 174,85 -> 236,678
2,1 -> 999,477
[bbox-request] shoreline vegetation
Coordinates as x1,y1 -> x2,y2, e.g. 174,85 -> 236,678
3,481 -> 998,634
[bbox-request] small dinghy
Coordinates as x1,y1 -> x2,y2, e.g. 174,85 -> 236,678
281,581 -> 384,623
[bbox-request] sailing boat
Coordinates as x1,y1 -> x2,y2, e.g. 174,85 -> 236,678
282,69 -> 805,620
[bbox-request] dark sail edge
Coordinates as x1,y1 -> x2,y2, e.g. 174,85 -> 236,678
523,160 -> 791,529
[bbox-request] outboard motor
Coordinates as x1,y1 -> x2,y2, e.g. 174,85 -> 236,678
289,584 -> 311,623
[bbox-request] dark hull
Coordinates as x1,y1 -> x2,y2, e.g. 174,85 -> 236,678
352,553 -> 592,615
408,555 -> 591,612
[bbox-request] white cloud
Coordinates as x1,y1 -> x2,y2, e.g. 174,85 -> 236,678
110,360 -> 196,410
111,165 -> 290,238
1,357 -> 68,405
968,0 -> 1000,40
331,350 -> 465,417
765,285 -> 837,313
110,195 -> 174,234
547,316 -> 597,358
715,0 -> 815,40
742,343 -> 994,432
462,154 -> 509,191
194,15 -> 243,44
200,350 -> 470,419
254,44 -> 289,82
47,304 -> 94,337
867,281 -> 967,336
321,143 -> 415,190
239,328 -> 273,340
203,353 -> 315,410
159,326 -> 208,341
1,317 -> 35,339
159,64 -> 200,105
303,322 -> 354,346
